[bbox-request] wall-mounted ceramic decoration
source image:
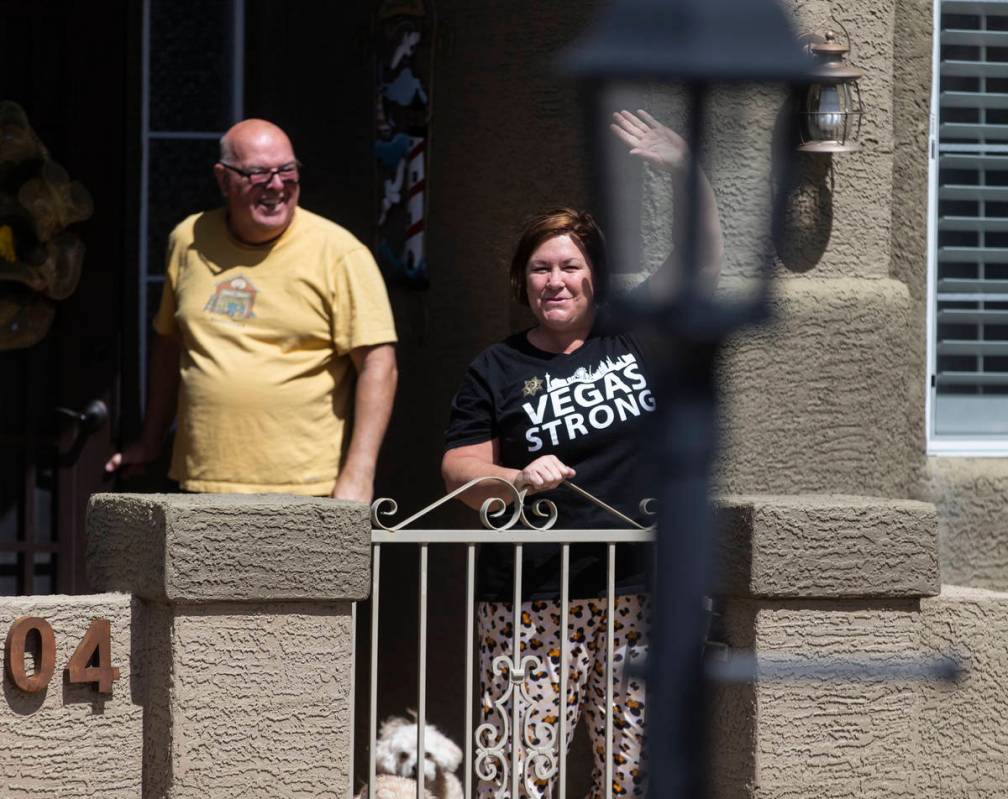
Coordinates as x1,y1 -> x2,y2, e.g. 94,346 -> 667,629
374,0 -> 434,289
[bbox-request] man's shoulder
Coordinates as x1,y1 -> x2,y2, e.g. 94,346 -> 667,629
169,208 -> 226,245
294,207 -> 368,254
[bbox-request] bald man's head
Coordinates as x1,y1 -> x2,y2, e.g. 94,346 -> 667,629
214,119 -> 300,245
219,119 -> 294,164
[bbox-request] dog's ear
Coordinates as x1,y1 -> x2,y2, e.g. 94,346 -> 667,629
378,716 -> 409,738
373,734 -> 396,775
425,726 -> 463,773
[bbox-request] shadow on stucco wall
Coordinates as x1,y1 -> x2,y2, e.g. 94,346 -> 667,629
772,98 -> 834,274
134,599 -> 172,799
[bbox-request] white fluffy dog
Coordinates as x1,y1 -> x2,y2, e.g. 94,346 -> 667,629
356,715 -> 464,799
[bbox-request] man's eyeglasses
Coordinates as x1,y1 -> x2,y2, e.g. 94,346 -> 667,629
218,160 -> 302,186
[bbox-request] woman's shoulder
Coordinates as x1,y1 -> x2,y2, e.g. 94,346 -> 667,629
467,330 -> 541,368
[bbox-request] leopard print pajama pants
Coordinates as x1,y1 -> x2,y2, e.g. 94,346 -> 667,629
476,594 -> 650,799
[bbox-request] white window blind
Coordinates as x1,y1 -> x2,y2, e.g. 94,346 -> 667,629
932,0 -> 1008,440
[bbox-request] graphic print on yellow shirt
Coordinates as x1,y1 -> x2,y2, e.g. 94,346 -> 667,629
203,275 -> 258,320
153,207 -> 397,495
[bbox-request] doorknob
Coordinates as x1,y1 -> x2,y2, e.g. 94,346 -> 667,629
54,399 -> 109,439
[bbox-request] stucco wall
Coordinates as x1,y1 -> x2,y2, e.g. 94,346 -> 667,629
891,0 -> 933,472
85,493 -> 365,799
713,588 -> 1008,799
715,494 -> 938,597
718,278 -> 913,496
707,496 -> 1008,798
715,598 -> 922,799
918,585 -> 1008,796
888,0 -> 1008,592
0,593 -> 141,798
633,0 -> 920,500
153,603 -> 353,798
923,458 -> 1008,589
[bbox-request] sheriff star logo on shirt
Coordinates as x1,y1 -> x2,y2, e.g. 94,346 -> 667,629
522,376 -> 543,396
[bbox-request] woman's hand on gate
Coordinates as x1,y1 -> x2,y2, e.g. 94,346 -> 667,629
513,455 -> 575,494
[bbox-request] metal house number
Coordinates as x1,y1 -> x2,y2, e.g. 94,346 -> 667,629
4,616 -> 120,694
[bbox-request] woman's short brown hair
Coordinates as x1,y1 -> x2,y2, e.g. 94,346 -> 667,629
509,208 -> 608,306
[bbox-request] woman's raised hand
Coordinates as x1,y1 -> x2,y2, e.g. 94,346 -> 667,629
513,455 -> 576,494
610,109 -> 687,173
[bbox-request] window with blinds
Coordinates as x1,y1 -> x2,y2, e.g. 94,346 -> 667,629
932,0 -> 1008,440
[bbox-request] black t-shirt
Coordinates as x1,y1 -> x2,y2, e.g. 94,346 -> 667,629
445,318 -> 657,601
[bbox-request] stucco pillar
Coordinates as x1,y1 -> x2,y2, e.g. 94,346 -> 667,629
708,494 -> 1008,798
709,494 -> 939,799
86,493 -> 370,799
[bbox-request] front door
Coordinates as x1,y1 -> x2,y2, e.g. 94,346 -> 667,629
0,0 -> 137,593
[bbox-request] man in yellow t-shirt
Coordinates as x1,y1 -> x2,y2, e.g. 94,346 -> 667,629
106,119 -> 397,501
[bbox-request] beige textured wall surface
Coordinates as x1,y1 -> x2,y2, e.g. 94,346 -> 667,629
716,494 -> 938,597
85,494 -> 365,798
640,1 -> 897,281
152,602 -> 353,799
729,600 -> 921,799
890,0 -> 1008,590
783,0 -> 896,279
924,458 -> 1008,591
717,278 -> 913,497
0,593 -> 141,798
634,0 -> 923,503
711,586 -> 1008,799
87,493 -> 371,602
890,0 -> 932,469
919,586 -> 1008,796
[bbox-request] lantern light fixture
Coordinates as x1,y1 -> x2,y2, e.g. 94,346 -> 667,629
797,28 -> 864,153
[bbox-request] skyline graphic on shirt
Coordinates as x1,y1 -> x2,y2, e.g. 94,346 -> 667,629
521,351 -> 654,453
544,353 -> 636,393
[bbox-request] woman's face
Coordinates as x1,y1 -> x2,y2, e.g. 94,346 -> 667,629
525,234 -> 595,331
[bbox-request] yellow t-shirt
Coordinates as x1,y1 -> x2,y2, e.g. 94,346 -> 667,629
153,207 -> 397,495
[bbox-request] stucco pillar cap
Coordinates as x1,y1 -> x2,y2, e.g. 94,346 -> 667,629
86,493 -> 371,602
714,494 -> 939,598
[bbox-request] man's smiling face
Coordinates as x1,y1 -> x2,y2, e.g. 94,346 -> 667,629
215,121 -> 300,245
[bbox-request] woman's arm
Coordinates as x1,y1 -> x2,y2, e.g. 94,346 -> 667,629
610,109 -> 724,293
442,441 -> 575,511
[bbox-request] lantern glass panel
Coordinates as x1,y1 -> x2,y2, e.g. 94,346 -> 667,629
804,80 -> 860,145
807,84 -> 844,140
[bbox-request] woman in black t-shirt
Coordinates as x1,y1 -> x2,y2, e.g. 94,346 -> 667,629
442,110 -> 722,799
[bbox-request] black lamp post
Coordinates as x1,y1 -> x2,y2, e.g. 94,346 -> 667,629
562,1 -> 813,797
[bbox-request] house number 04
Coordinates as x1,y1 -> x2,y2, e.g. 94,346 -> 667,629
4,616 -> 120,694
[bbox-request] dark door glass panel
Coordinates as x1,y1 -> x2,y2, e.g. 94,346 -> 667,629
0,553 -> 18,596
150,0 -> 237,131
147,138 -> 223,275
33,553 -> 52,595
34,467 -> 54,543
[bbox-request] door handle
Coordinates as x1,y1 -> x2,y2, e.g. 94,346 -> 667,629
54,399 -> 109,458
0,400 -> 109,453
54,399 -> 109,436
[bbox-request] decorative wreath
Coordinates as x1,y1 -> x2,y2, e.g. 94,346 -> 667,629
0,101 -> 93,349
